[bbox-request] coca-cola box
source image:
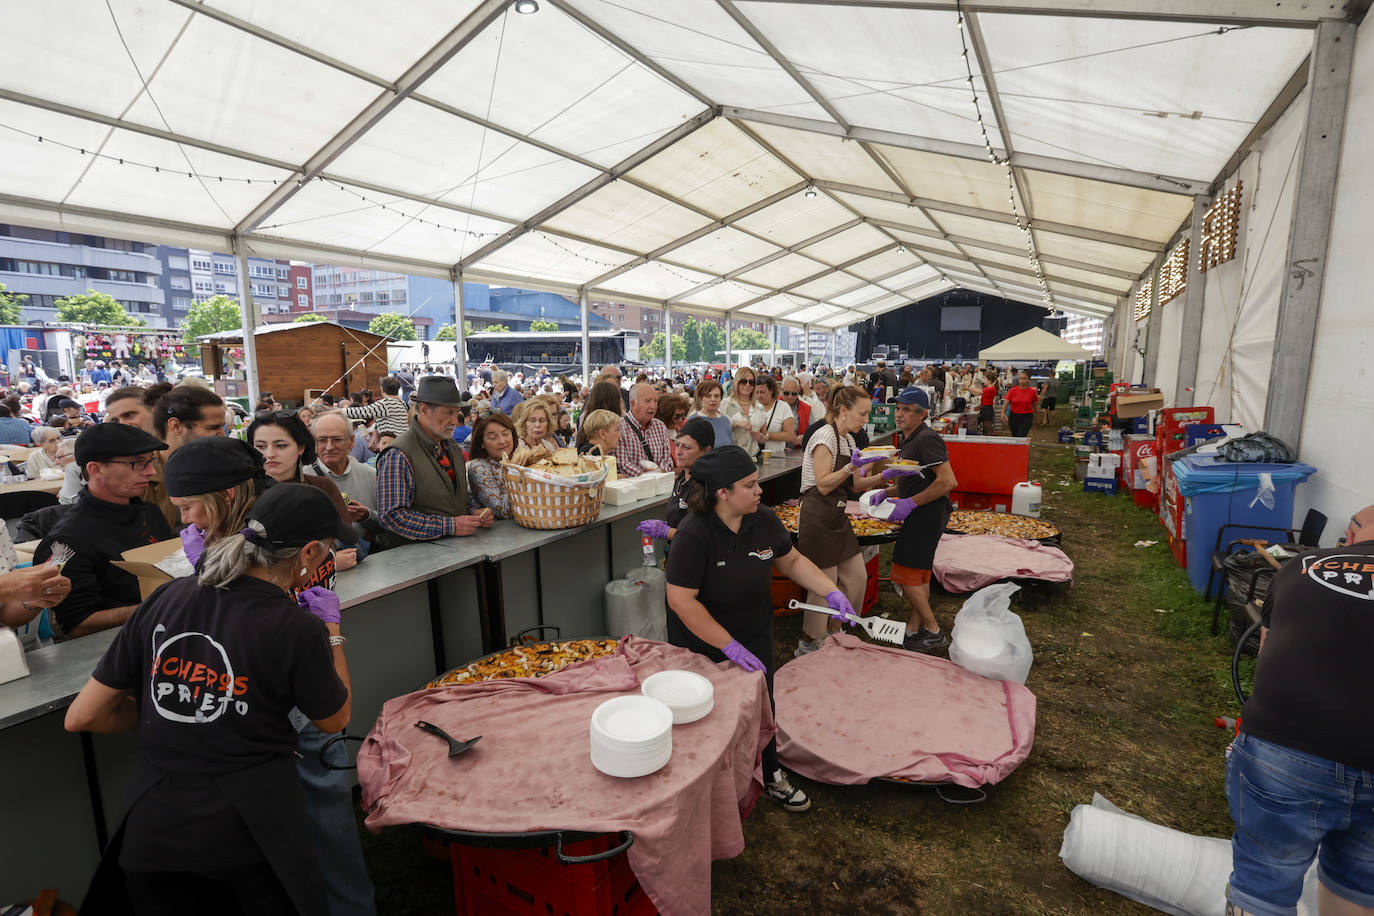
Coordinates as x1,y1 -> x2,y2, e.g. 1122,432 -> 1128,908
1124,434 -> 1157,492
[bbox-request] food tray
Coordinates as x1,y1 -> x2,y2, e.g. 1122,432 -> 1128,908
944,510 -> 1061,546
772,503 -> 902,545
426,625 -> 621,688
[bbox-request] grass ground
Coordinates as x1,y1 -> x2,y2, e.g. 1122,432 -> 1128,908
359,416 -> 1247,914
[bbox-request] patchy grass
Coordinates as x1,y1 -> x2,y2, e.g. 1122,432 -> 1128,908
359,416 -> 1246,915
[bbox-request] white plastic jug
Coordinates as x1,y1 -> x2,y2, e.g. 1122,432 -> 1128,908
1012,481 -> 1042,517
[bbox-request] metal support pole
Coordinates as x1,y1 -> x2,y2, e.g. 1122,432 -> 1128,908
231,235 -> 261,405
1175,195 -> 1209,402
770,321 -> 777,368
451,270 -> 467,382
1142,257 -> 1163,387
1265,19 -> 1355,449
663,302 -> 672,378
801,324 -> 809,369
725,313 -> 733,369
580,288 -> 591,385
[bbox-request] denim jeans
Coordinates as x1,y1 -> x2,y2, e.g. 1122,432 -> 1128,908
1227,732 -> 1374,916
296,720 -> 377,916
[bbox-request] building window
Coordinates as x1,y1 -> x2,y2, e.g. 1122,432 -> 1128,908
215,261 -> 235,275
193,279 -> 213,294
297,294 -> 308,307
277,285 -> 289,298
172,297 -> 191,310
191,257 -> 212,272
276,267 -> 289,279
215,282 -> 228,294
169,275 -> 190,289
167,255 -> 189,270
251,283 -> 275,298
296,276 -> 307,289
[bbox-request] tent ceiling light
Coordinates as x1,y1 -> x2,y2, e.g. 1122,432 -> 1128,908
514,0 -> 539,13
804,186 -> 817,199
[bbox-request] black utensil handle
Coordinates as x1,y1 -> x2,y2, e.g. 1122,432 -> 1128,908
511,624 -> 561,646
319,734 -> 365,771
555,829 -> 634,864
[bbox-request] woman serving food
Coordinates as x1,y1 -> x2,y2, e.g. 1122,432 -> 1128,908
636,416 -> 715,544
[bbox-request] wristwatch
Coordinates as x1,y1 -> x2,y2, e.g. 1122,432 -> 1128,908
328,634 -> 347,648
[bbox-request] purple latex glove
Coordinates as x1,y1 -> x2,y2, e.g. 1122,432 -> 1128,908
881,465 -> 926,482
636,519 -> 671,540
297,586 -> 341,625
848,451 -> 887,468
722,639 -> 766,672
179,525 -> 206,566
881,496 -> 916,523
826,589 -> 857,626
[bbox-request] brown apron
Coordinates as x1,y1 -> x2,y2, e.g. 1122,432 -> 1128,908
797,426 -> 861,568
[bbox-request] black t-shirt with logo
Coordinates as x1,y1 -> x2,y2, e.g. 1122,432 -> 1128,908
665,507 -> 793,657
895,424 -> 952,507
92,574 -> 346,869
1241,542 -> 1374,770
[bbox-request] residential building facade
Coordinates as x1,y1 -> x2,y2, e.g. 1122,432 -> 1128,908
1,223 -> 167,326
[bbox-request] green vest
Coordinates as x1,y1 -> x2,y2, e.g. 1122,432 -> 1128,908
389,416 -> 469,520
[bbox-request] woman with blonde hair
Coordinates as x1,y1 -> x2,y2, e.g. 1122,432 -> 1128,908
723,365 -> 761,457
512,398 -> 559,453
163,436 -> 271,566
577,408 -> 621,457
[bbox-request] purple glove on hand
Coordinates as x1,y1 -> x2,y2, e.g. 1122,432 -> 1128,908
722,639 -> 766,672
849,452 -> 886,468
826,589 -> 857,626
179,525 -> 206,566
883,496 -> 916,523
297,586 -> 341,625
636,519 -> 671,540
881,466 -> 925,482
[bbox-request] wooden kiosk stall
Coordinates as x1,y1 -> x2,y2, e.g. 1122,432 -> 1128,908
197,322 -> 391,406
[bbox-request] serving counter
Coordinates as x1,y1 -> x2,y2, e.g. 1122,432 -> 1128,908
0,453 -> 804,903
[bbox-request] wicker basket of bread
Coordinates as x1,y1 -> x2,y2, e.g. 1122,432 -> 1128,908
501,444 -> 608,530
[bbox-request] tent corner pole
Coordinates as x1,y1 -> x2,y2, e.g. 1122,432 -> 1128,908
725,312 -> 733,370
663,302 -> 672,378
451,269 -> 467,382
579,287 -> 590,386
231,235 -> 260,407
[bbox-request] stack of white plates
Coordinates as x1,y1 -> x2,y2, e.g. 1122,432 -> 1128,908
640,670 -> 714,724
589,695 -> 673,777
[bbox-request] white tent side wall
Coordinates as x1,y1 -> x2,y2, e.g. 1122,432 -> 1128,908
1295,15 -> 1374,534
1193,88 -> 1309,430
1153,295 -> 1184,406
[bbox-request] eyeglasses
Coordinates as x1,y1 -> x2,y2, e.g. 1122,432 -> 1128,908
255,409 -> 297,422
104,456 -> 157,472
736,379 -> 755,386
672,412 -> 687,420
314,436 -> 350,447
781,390 -> 800,397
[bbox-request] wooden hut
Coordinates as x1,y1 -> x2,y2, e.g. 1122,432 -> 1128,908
198,322 -> 390,406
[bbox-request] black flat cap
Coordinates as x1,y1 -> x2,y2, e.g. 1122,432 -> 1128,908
164,436 -> 265,497
74,423 -> 167,467
245,482 -> 355,547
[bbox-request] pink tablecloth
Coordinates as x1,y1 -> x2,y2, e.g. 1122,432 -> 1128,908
357,637 -> 774,916
933,533 -> 1074,593
775,634 -> 1036,788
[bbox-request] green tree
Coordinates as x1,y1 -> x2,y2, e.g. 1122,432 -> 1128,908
435,322 -> 474,340
681,317 -> 702,363
481,323 -> 511,333
368,312 -> 417,340
642,332 -> 686,362
0,283 -> 26,324
181,294 -> 243,339
293,312 -> 329,323
699,318 -> 724,363
730,327 -> 770,351
56,290 -> 142,326
529,318 -> 559,332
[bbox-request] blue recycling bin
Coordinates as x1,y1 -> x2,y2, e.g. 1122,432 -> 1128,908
1171,455 -> 1317,592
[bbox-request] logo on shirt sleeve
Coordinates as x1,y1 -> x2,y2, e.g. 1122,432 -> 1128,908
747,547 -> 775,561
1302,555 -> 1374,600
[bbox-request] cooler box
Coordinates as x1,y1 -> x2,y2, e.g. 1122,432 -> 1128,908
1159,457 -> 1185,541
1184,423 -> 1229,447
1171,456 -> 1317,592
942,435 -> 1029,497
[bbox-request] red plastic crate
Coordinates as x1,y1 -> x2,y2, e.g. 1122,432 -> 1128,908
450,834 -> 658,916
1133,488 -> 1158,511
943,437 -> 1029,496
1168,534 -> 1187,569
1159,406 -> 1215,434
950,490 -> 1013,512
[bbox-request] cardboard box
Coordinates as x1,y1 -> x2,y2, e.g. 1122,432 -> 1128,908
111,539 -> 185,600
1115,388 -> 1165,418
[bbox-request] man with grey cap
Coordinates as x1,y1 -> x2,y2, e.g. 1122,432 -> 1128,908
34,423 -> 173,639
376,375 -> 493,544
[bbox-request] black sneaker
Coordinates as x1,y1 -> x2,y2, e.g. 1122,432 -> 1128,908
903,628 -> 949,653
765,768 -> 812,812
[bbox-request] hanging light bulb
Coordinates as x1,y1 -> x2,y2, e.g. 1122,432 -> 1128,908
514,0 -> 539,12
804,185 -> 817,199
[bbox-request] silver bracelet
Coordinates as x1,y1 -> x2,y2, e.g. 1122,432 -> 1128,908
328,634 -> 347,647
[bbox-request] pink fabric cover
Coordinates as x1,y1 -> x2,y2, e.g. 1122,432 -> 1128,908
775,634 -> 1036,788
933,533 -> 1074,593
357,637 -> 774,916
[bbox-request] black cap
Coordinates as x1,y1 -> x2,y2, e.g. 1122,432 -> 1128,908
74,423 -> 167,467
164,436 -> 266,498
676,416 -> 718,449
688,445 -> 757,491
54,398 -> 81,410
244,482 -> 356,547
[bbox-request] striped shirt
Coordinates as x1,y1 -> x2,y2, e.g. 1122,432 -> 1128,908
343,396 -> 410,437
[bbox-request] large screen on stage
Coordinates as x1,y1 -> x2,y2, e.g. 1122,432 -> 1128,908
940,306 -> 982,332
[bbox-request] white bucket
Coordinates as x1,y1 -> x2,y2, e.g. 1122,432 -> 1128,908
1012,481 -> 1042,518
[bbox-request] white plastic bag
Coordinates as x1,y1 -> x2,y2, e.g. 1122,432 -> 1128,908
1059,793 -> 1319,916
604,566 -> 668,641
1249,471 -> 1275,510
947,582 -> 1032,683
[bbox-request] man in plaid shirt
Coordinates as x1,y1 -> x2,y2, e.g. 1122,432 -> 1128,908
612,383 -> 676,478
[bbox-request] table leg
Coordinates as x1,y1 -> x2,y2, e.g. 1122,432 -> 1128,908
476,561 -> 506,650
80,730 -> 109,849
427,578 -> 447,676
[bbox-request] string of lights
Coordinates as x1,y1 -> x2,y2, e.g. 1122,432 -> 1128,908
953,0 -> 1057,315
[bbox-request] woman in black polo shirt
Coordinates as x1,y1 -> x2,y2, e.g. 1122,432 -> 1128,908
636,416 -> 715,544
665,446 -> 854,812
64,484 -> 356,914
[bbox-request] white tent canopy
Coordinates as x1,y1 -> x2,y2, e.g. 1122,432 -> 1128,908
0,0 -> 1339,335
978,326 -> 1095,361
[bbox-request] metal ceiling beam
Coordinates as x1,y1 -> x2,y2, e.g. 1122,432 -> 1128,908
864,217 -> 1140,280
458,109 -> 715,268
815,179 -> 1167,251
582,180 -> 806,287
667,218 -> 862,304
234,0 -> 509,234
731,0 -> 1345,27
889,239 -> 1127,296
721,107 -> 1209,196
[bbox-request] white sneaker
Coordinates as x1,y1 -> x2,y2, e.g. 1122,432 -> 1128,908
765,768 -> 811,812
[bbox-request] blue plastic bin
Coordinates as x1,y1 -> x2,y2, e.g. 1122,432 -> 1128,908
1171,455 -> 1317,592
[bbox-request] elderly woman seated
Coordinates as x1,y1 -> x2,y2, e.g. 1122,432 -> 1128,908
512,398 -> 559,454
25,427 -> 63,478
466,412 -> 517,519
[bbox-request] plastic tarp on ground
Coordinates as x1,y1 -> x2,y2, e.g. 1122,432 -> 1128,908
0,1 -> 1325,332
978,326 -> 1096,361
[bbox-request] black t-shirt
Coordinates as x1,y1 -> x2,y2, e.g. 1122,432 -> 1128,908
34,489 -> 173,636
665,471 -> 692,531
665,507 -> 793,653
895,424 -> 951,505
1241,542 -> 1374,770
93,574 -> 347,869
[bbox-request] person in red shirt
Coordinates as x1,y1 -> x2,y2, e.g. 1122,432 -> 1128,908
1003,372 -> 1038,438
978,368 -> 999,436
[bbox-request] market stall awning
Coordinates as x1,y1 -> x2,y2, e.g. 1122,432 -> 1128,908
978,327 -> 1096,361
0,0 -> 1335,326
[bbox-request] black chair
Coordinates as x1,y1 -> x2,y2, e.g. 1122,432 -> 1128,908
16,502 -> 70,543
1205,508 -> 1327,634
0,490 -> 58,523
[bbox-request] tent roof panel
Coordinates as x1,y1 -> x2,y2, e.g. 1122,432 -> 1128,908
790,274 -> 869,301
794,224 -> 893,265
732,191 -> 855,246
827,191 -> 942,230
666,227 -> 783,275
541,180 -> 712,253
734,251 -> 831,289
747,122 -> 904,192
600,259 -> 714,300
627,118 -> 799,219
883,229 -> 963,256
871,145 -> 1022,212
674,279 -> 770,311
923,211 -> 1030,250
474,231 -> 638,285
847,247 -> 920,280
1033,228 -> 1157,276
737,294 -> 811,319
1021,169 -> 1193,242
